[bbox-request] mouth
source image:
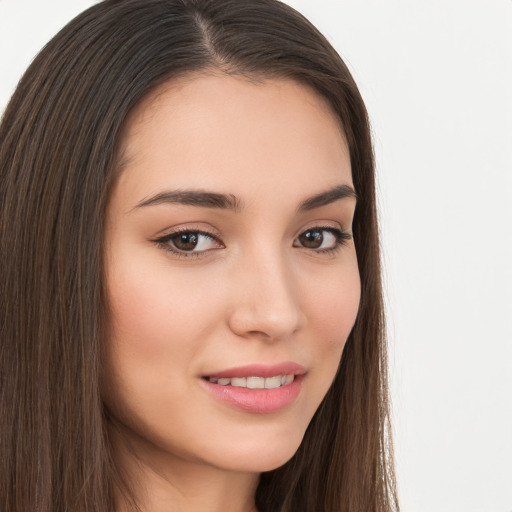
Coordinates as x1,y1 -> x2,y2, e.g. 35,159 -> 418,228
205,374 -> 295,389
200,362 -> 305,413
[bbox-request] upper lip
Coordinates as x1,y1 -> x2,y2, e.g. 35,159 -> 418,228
204,362 -> 306,379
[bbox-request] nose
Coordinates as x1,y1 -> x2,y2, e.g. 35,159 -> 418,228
226,249 -> 305,342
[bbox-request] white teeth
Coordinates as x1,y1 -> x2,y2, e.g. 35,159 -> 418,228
247,376 -> 265,389
230,377 -> 247,387
208,374 -> 295,388
265,376 -> 283,389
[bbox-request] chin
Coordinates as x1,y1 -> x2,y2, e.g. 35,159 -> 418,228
203,426 -> 306,474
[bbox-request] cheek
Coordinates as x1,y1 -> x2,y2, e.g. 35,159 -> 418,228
101,266 -> 210,433
102,257 -> 230,422
101,270 -> 191,424
310,262 -> 361,338
305,260 -> 361,375
107,277 -> 175,368
106,258 -> 214,360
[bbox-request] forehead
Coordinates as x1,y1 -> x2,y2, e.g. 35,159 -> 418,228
114,73 -> 352,207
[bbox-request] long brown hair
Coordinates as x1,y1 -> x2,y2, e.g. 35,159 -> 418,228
0,1 -> 398,510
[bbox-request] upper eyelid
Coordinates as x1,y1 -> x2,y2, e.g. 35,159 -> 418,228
294,226 -> 351,243
153,224 -> 221,240
293,222 -> 349,238
152,229 -> 223,259
154,222 -> 350,239
154,229 -> 222,246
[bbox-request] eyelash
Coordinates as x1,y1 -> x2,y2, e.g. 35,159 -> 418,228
152,225 -> 351,259
152,228 -> 222,259
294,226 -> 352,255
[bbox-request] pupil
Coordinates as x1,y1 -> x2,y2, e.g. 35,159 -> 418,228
301,230 -> 323,248
173,232 -> 198,250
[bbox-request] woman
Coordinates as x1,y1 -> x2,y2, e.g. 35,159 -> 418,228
0,1 -> 397,511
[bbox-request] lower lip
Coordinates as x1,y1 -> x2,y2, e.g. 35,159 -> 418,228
201,375 -> 304,414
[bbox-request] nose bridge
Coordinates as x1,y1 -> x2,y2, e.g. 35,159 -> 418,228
228,242 -> 304,341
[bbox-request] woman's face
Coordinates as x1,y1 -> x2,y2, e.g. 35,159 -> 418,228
103,74 -> 360,475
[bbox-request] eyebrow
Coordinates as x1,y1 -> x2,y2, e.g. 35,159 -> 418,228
134,190 -> 243,211
297,184 -> 357,212
133,184 -> 357,213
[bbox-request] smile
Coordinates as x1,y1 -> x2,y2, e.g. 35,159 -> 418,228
201,363 -> 305,413
207,375 -> 295,389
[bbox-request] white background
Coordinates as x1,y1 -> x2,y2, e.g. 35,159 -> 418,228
1,1 -> 511,511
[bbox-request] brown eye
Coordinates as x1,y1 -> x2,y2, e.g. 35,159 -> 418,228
298,229 -> 324,249
158,230 -> 222,254
171,232 -> 200,251
294,227 -> 349,251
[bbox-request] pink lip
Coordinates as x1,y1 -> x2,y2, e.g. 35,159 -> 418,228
200,362 -> 306,414
205,362 -> 306,379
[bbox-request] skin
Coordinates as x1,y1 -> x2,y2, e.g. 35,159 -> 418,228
102,73 -> 361,512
